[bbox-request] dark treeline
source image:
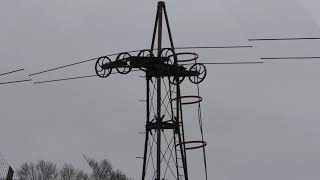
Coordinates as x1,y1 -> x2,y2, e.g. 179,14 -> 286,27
15,156 -> 132,180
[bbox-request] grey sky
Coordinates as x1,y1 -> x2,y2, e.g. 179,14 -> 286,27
0,0 -> 320,179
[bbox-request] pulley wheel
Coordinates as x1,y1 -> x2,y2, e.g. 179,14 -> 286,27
115,52 -> 132,74
138,49 -> 154,71
160,48 -> 175,65
189,63 -> 207,84
138,49 -> 154,57
95,56 -> 112,78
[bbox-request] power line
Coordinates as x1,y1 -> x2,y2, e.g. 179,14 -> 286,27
33,61 -> 263,84
202,62 -> 263,65
29,57 -> 99,76
175,45 -> 253,49
0,68 -> 24,77
249,37 -> 320,41
34,70 -> 140,84
34,75 -> 97,84
29,49 -> 144,77
261,57 -> 320,60
29,46 -> 254,77
0,79 -> 32,85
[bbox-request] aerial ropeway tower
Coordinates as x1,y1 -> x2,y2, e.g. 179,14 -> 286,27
94,1 -> 208,180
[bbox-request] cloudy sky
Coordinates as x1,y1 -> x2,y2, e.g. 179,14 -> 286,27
0,0 -> 320,179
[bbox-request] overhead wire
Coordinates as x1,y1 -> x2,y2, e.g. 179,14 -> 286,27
261,57 -> 320,60
29,49 -> 145,77
0,68 -> 24,77
29,45 -> 254,77
175,45 -> 253,49
248,37 -> 320,41
249,37 -> 320,61
34,70 -> 140,84
202,62 -> 263,65
34,75 -> 97,84
0,79 -> 32,85
0,68 -> 31,85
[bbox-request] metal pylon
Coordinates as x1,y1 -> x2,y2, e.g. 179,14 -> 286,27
141,2 -> 189,180
92,1 -> 208,179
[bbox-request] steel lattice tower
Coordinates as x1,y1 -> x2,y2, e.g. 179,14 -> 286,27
94,1 -> 208,180
142,2 -> 202,180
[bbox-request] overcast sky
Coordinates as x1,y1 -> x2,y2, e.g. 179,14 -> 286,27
0,0 -> 320,179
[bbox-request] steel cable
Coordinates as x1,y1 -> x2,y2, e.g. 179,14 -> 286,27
0,68 -> 24,77
29,45 -> 254,77
249,37 -> 320,41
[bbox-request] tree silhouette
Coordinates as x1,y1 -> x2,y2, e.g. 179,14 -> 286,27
16,158 -> 131,180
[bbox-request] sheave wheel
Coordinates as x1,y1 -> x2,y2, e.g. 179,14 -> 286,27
95,56 -> 112,78
115,52 -> 132,74
189,63 -> 207,84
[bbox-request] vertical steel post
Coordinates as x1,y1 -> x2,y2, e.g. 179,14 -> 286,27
142,2 -> 160,179
143,2 -> 190,179
141,78 -> 150,180
156,2 -> 163,180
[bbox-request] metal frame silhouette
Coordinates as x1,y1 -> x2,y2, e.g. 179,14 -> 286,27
94,1 -> 208,180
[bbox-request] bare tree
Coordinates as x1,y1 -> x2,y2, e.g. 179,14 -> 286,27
16,162 -> 38,180
59,164 -> 75,180
59,163 -> 90,180
110,170 -> 127,180
73,169 -> 89,180
17,161 -> 57,180
36,160 -> 58,180
83,155 -> 131,180
16,157 -> 130,180
83,155 -> 113,180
